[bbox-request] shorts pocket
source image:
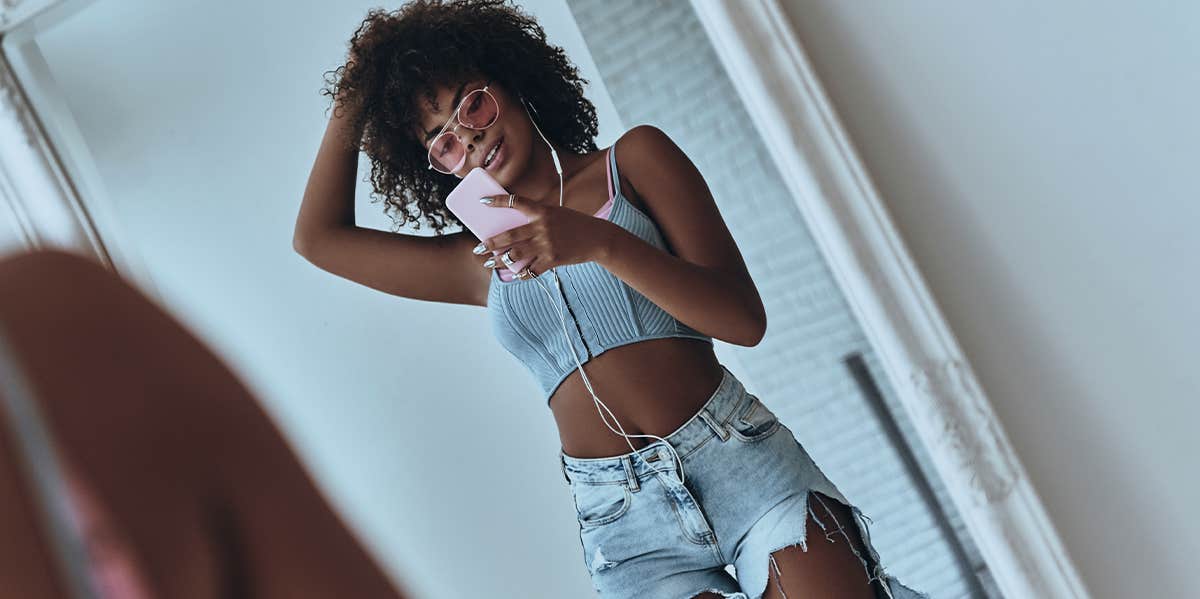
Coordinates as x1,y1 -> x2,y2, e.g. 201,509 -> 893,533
571,481 -> 633,528
727,391 -> 781,442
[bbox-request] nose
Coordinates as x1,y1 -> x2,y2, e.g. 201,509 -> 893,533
450,122 -> 483,149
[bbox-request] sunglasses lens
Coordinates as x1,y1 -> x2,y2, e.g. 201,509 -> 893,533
459,89 -> 498,128
427,89 -> 499,173
429,133 -> 463,173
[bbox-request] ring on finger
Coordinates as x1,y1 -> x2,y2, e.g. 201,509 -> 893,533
500,250 -> 516,268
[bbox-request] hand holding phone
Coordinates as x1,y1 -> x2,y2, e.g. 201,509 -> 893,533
444,167 -> 533,276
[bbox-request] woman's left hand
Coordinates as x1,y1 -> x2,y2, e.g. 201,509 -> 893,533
475,192 -> 613,276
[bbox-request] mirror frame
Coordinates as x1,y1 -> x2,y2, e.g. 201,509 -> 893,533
0,0 -> 1089,596
689,1 -> 1089,597
0,0 -> 160,298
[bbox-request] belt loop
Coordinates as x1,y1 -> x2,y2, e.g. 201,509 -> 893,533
559,452 -> 571,484
621,456 -> 640,492
699,407 -> 730,441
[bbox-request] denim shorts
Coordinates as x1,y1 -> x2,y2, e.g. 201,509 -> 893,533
558,364 -> 930,599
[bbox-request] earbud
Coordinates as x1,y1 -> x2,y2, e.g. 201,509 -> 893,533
521,95 -> 561,175
520,93 -> 538,115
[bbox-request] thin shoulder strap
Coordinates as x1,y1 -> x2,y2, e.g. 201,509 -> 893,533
605,146 -> 615,202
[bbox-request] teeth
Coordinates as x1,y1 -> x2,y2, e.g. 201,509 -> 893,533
484,140 -> 500,167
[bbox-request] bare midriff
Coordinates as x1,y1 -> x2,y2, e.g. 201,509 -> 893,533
549,337 -> 725,458
554,148 -> 727,459
488,147 -> 728,459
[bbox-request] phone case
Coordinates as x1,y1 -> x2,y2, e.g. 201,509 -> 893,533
444,167 -> 534,276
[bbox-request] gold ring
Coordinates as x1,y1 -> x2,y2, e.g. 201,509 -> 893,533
517,267 -> 536,279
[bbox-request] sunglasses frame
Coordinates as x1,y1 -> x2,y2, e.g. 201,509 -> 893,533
426,81 -> 500,174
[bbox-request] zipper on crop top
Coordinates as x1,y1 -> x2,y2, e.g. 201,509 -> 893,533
556,277 -> 594,359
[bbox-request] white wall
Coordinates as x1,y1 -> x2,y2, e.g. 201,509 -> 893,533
0,209 -> 26,255
778,2 -> 1200,597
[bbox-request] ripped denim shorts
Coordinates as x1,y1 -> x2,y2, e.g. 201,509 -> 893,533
558,363 -> 930,599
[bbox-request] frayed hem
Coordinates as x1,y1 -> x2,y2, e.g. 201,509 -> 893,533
684,589 -> 748,599
751,489 -> 929,599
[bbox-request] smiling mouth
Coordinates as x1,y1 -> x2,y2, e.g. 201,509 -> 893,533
483,137 -> 503,168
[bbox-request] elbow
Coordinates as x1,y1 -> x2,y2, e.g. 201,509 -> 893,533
751,324 -> 767,347
716,289 -> 767,347
744,316 -> 767,347
292,232 -> 309,257
292,228 -> 317,260
731,279 -> 767,346
293,216 -> 331,259
741,305 -> 767,347
723,313 -> 766,347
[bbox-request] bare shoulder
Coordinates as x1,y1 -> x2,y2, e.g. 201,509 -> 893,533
610,125 -> 675,214
613,124 -> 679,170
610,124 -> 751,274
611,124 -> 706,229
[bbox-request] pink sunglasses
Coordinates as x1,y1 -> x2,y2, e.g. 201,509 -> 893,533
426,81 -> 500,174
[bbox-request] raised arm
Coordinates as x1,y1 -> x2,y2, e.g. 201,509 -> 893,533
292,96 -> 487,307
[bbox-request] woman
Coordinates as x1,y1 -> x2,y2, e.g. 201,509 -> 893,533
294,1 -> 929,598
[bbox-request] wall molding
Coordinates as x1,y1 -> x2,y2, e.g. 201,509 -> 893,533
1,0 -> 55,32
688,1 -> 1090,597
0,0 -> 159,301
0,0 -> 107,261
0,45 -> 106,260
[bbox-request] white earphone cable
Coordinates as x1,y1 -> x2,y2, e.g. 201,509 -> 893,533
521,98 -> 685,488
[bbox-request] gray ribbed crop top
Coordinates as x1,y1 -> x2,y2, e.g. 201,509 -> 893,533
487,143 -> 714,404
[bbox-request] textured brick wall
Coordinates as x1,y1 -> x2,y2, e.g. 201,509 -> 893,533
564,1 -> 998,596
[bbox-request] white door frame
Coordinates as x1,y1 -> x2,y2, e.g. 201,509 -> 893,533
689,1 -> 1089,597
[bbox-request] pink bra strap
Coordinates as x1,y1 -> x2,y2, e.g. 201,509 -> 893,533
605,147 -> 614,202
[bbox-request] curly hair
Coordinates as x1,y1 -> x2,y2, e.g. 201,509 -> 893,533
321,0 -> 600,235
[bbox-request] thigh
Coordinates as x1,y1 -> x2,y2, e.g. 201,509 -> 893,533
715,421 -> 930,599
568,473 -> 745,599
761,491 -> 878,599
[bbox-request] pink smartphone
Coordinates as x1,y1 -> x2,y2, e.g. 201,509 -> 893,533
444,167 -> 533,277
